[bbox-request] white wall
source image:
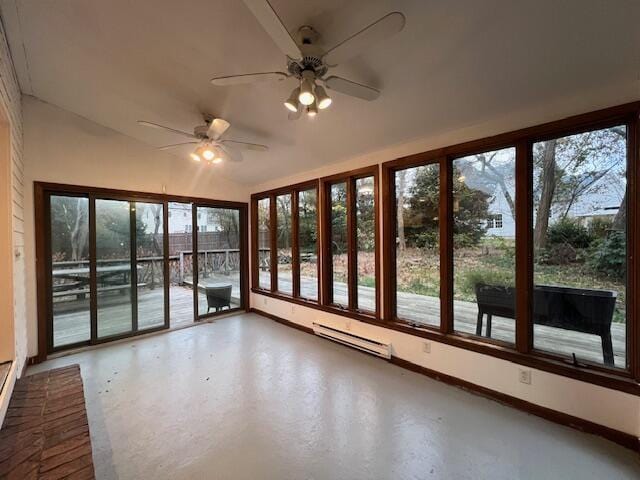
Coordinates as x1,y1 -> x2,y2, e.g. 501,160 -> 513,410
22,96 -> 250,357
250,88 -> 640,438
0,9 -> 24,425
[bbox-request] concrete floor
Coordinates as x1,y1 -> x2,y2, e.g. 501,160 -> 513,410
29,313 -> 640,480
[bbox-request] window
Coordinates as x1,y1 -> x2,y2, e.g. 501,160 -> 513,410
453,147 -> 516,345
276,194 -> 293,294
298,188 -> 318,301
257,197 -> 271,290
252,182 -> 319,302
532,126 -> 627,368
393,164 -> 440,326
487,214 -> 503,229
322,167 -> 379,316
329,182 -> 349,307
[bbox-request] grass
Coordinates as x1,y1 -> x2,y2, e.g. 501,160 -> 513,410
395,239 -> 626,323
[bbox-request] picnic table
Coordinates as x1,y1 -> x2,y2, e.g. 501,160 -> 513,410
52,264 -> 143,299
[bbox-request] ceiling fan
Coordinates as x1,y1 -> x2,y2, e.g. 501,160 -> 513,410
211,0 -> 405,119
137,114 -> 268,164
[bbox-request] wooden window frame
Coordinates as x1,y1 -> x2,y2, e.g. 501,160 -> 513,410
34,182 -> 249,362
251,180 -> 321,304
382,102 -> 640,395
320,165 -> 380,320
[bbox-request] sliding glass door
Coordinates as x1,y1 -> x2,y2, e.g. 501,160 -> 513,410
50,194 -> 91,348
43,185 -> 247,353
195,206 -> 243,318
95,198 -> 134,338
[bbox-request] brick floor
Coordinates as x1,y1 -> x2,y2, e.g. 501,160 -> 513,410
0,365 -> 94,479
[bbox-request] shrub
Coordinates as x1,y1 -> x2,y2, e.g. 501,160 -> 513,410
461,269 -> 514,294
547,218 -> 593,248
413,230 -> 438,250
588,231 -> 626,281
588,217 -> 613,240
536,244 -> 577,265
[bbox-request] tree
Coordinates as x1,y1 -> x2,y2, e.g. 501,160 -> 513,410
534,140 -> 557,249
396,169 -> 407,253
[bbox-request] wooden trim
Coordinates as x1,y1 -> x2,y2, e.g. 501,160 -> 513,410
515,140 -> 532,353
192,203 -> 199,318
249,307 -> 314,335
388,356 -> 639,452
239,204 -> 249,312
34,184 -> 48,363
162,201 -> 170,328
269,195 -> 277,292
347,177 -> 356,310
88,196 -> 98,343
292,191 -> 300,298
250,307 -> 639,451
34,182 -> 246,209
630,114 -> 639,378
130,201 -> 138,332
250,197 -> 259,290
381,162 -> 394,321
440,157 -> 453,334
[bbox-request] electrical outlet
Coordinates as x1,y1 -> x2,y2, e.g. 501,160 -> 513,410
291,304 -> 296,315
262,296 -> 267,306
518,369 -> 532,385
423,341 -> 431,354
345,320 -> 351,331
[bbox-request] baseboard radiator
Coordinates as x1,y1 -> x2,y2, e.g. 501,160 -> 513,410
312,323 -> 391,359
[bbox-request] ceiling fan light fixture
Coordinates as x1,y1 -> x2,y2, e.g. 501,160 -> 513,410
212,157 -> 223,164
284,87 -> 300,112
307,101 -> 318,117
196,143 -> 216,161
190,152 -> 201,162
299,72 -> 316,106
314,85 -> 332,109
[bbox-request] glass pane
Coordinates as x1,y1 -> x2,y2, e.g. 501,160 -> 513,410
96,199 -> 133,338
257,198 -> 271,290
395,165 -> 440,326
355,177 -> 375,312
453,147 -> 516,345
331,182 -> 348,306
298,189 -> 318,301
136,202 -> 165,330
276,194 -> 293,294
50,195 -> 90,347
196,207 -> 242,316
168,202 -> 194,327
533,126 -> 627,368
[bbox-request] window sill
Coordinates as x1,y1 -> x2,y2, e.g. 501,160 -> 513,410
251,288 -> 639,396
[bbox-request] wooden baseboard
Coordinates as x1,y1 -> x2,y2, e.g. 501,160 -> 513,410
250,308 -> 314,335
249,308 -> 639,453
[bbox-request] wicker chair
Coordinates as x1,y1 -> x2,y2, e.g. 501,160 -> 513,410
205,285 -> 232,313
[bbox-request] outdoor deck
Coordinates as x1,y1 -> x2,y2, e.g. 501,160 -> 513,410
54,273 -> 625,368
52,272 -> 242,348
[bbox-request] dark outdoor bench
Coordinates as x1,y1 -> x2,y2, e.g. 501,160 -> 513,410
474,283 -> 617,365
205,285 -> 232,313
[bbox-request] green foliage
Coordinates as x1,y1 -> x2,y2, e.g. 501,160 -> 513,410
460,268 -> 514,294
588,217 -> 613,239
401,164 -> 489,249
588,231 -> 626,281
547,218 -> 592,248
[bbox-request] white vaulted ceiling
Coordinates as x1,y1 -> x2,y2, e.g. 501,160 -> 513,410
1,0 -> 639,185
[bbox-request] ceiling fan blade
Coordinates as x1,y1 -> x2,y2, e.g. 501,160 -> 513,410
219,144 -> 243,163
324,76 -> 380,101
158,142 -> 199,150
208,118 -> 231,140
210,72 -> 288,86
220,139 -> 268,152
137,120 -> 197,139
323,12 -> 406,66
242,0 -> 302,59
